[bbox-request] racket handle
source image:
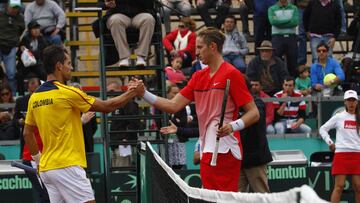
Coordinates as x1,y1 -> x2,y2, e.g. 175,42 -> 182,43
210,140 -> 220,166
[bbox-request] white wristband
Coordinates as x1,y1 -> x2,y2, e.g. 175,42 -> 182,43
229,119 -> 245,132
143,90 -> 157,105
31,152 -> 41,165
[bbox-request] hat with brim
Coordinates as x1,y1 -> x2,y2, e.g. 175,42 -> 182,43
344,90 -> 358,100
9,0 -> 21,7
257,40 -> 275,50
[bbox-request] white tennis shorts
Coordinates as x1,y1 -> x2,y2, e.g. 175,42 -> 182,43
40,166 -> 95,203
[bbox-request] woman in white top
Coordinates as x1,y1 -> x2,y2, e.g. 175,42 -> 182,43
319,90 -> 360,203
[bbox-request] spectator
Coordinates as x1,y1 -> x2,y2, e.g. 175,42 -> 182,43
24,0 -> 65,45
222,15 -> 248,73
70,82 -> 97,153
103,0 -> 155,67
166,83 -> 188,169
296,0 -> 310,65
268,0 -> 299,77
273,76 -> 312,135
238,91 -> 272,193
107,81 -> 140,167
163,17 -> 196,68
253,0 -> 276,52
246,40 -> 289,96
342,10 -> 360,91
17,20 -> 48,96
310,42 -> 345,93
239,0 -> 251,38
0,85 -> 15,114
0,1 -> 25,95
0,110 -> 18,140
161,0 -> 191,34
303,0 -> 341,62
165,55 -> 187,84
14,75 -> 40,156
196,0 -> 231,29
249,77 -> 275,134
295,65 -> 311,96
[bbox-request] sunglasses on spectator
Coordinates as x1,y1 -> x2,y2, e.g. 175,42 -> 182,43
178,25 -> 185,28
1,92 -> 10,96
317,49 -> 328,53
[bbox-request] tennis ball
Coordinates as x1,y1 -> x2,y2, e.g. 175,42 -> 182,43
323,73 -> 337,89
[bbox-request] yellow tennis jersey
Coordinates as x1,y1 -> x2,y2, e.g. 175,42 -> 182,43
25,81 -> 96,172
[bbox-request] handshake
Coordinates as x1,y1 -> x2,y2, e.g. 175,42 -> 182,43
127,78 -> 146,97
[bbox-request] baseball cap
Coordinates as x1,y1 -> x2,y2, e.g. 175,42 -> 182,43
344,90 -> 358,100
9,0 -> 21,7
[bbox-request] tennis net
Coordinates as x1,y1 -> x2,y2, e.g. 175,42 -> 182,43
139,142 -> 328,203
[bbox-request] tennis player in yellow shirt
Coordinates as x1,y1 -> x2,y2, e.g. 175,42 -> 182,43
23,45 -> 144,203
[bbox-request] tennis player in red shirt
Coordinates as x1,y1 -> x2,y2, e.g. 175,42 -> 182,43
139,27 -> 259,192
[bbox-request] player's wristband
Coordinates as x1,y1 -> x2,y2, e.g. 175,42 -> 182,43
143,90 -> 157,105
324,137 -> 334,146
229,119 -> 245,132
31,152 -> 41,165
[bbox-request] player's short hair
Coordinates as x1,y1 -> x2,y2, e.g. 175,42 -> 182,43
42,45 -> 68,75
198,27 -> 225,53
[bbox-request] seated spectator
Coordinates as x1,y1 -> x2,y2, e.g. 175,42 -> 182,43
222,15 -> 248,73
273,76 -> 312,135
165,55 -> 187,84
0,110 -> 18,140
303,0 -> 341,62
103,0 -> 155,67
295,65 -> 311,96
17,20 -> 48,96
197,0 -> 231,29
0,1 -> 25,95
246,40 -> 289,96
249,78 -> 275,134
24,0 -> 65,45
161,0 -> 191,34
0,85 -> 15,114
163,17 -> 196,68
310,42 -> 345,93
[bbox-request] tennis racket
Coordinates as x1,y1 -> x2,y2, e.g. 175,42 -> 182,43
210,79 -> 230,166
11,161 -> 37,174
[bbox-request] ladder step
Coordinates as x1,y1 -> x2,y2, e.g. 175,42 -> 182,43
66,40 -> 99,46
78,25 -> 93,32
110,166 -> 136,172
78,55 -> 98,61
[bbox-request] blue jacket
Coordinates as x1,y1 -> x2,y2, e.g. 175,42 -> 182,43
310,57 -> 345,87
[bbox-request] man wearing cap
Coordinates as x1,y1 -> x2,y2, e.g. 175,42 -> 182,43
319,89 -> 360,203
268,0 -> 299,77
17,20 -> 48,95
24,0 -> 65,45
0,0 -> 25,95
246,40 -> 289,96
